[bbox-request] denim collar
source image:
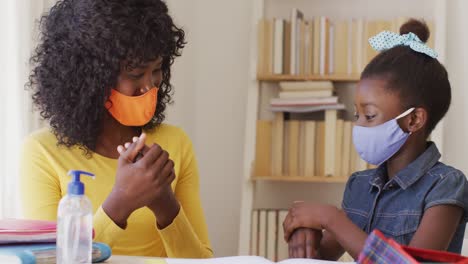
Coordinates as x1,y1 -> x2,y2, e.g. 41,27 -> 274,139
369,142 -> 441,190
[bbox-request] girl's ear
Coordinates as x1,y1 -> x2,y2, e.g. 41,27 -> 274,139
406,107 -> 427,133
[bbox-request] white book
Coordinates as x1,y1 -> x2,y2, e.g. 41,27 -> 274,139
270,104 -> 345,114
251,210 -> 259,255
347,19 -> 353,75
273,19 -> 285,74
290,8 -> 304,75
319,16 -> 327,75
279,90 -> 333,99
328,24 -> 334,74
303,121 -> 316,177
279,81 -> 334,91
356,18 -> 364,73
304,21 -> 312,75
271,96 -> 338,106
266,210 -> 278,261
259,210 -> 267,258
277,210 -> 289,261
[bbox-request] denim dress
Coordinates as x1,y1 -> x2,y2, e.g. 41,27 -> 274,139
342,142 -> 468,253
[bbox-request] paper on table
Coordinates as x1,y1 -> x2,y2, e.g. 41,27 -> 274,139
165,256 -> 354,264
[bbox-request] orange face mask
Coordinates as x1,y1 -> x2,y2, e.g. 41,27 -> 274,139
105,87 -> 158,126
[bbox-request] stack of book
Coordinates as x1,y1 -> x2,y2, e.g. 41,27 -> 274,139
270,81 -> 344,113
0,219 -> 111,264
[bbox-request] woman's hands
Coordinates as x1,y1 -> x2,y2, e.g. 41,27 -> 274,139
102,133 -> 178,229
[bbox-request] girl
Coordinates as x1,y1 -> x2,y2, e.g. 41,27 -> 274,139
283,19 -> 468,260
20,0 -> 212,258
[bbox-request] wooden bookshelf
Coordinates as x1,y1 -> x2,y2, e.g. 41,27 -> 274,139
257,74 -> 360,82
238,0 -> 447,257
252,176 -> 348,183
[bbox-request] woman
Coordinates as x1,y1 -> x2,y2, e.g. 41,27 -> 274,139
20,0 -> 212,258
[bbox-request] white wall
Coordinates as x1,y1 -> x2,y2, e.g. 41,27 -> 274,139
444,1 -> 468,176
166,0 -> 252,256
165,0 -> 468,256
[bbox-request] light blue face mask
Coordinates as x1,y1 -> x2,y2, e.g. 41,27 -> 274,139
352,108 -> 415,166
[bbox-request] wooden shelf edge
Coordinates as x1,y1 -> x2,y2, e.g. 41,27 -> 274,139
252,176 -> 349,183
256,74 -> 360,82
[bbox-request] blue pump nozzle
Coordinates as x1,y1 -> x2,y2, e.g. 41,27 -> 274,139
67,170 -> 95,195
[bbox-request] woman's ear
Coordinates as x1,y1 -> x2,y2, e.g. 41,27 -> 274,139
407,107 -> 427,133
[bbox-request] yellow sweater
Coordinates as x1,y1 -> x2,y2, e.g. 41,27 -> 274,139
19,124 -> 212,258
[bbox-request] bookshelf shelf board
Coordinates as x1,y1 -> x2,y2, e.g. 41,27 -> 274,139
252,176 -> 348,183
256,74 -> 360,82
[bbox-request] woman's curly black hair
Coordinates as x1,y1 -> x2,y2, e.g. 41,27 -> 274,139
27,0 -> 186,153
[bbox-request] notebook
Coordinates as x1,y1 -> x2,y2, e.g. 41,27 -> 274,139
0,219 -> 56,244
0,242 -> 111,264
0,218 -> 95,244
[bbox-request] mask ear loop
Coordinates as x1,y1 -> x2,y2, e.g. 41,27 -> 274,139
395,107 -> 416,135
396,107 -> 416,119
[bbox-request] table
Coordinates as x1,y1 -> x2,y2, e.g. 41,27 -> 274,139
105,255 -> 166,264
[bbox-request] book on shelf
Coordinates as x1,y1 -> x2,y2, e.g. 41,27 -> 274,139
250,209 -> 287,262
270,104 -> 345,114
340,121 -> 352,177
279,81 -> 333,91
250,210 -> 259,256
270,96 -> 338,107
257,13 -> 435,78
271,113 -> 285,176
299,20 -> 307,76
302,121 -> 316,177
312,17 -> 321,75
319,16 -> 330,75
290,8 -> 304,75
283,21 -> 292,75
328,22 -> 334,75
259,210 -> 267,257
279,90 -> 333,99
315,121 -> 325,177
277,211 -> 289,261
254,116 -> 372,179
273,19 -> 286,75
333,21 -> 350,75
255,120 -> 273,176
324,110 -> 337,177
285,120 -> 300,177
266,210 -> 278,261
334,119 -> 344,176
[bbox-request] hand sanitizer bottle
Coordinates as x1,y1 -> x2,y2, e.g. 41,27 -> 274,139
57,170 -> 94,264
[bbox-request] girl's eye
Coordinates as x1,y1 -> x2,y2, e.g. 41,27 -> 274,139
353,112 -> 359,121
365,114 -> 376,121
152,68 -> 162,74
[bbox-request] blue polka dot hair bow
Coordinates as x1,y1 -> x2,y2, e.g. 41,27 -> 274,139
369,31 -> 438,58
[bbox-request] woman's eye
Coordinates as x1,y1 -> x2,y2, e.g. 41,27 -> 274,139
152,68 -> 162,74
129,73 -> 144,80
365,114 -> 376,121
